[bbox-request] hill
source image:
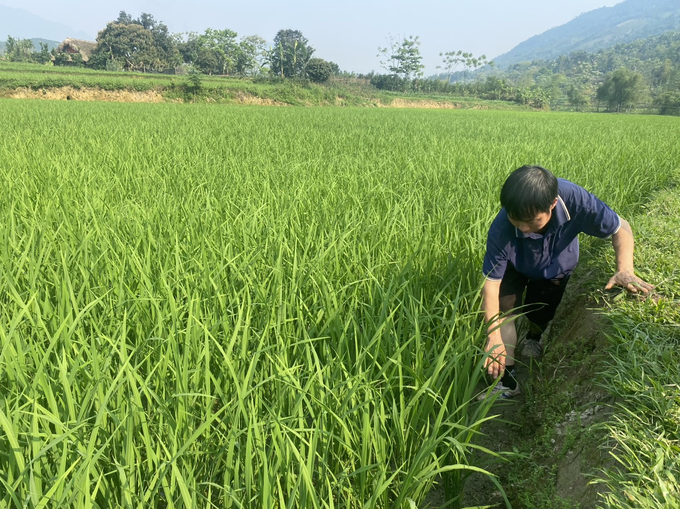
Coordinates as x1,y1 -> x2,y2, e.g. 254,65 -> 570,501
493,0 -> 680,68
0,4 -> 93,42
502,30 -> 680,84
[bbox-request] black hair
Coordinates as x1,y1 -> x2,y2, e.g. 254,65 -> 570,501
500,165 -> 558,221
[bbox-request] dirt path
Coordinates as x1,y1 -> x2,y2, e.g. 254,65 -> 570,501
426,272 -> 617,508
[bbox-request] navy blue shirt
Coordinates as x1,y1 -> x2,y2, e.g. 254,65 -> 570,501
483,179 -> 621,281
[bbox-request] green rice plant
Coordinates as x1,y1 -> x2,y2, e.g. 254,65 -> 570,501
0,100 -> 678,507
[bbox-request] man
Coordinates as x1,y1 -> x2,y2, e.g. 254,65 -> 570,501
479,165 -> 653,399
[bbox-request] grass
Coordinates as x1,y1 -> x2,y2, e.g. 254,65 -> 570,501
0,61 -> 532,108
590,183 -> 680,508
0,100 -> 678,507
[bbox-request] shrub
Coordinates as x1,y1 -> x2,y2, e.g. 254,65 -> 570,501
305,58 -> 334,83
370,74 -> 409,92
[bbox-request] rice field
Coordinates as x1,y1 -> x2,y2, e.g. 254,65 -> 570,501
0,100 -> 678,508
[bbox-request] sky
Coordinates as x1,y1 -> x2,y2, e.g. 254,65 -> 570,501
1,0 -> 622,75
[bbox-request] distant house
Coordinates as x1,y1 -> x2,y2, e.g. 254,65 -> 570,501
54,38 -> 96,63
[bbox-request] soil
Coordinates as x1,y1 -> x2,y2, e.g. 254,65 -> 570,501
378,98 -> 465,109
424,270 -> 619,508
7,86 -> 166,103
3,86 -> 473,109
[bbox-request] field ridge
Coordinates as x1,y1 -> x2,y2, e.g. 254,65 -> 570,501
458,175 -> 680,508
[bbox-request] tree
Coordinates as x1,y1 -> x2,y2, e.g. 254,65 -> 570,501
596,67 -> 647,112
377,35 -> 424,80
92,22 -> 158,71
201,29 -> 238,75
186,67 -> 203,93
305,58 -> 334,83
115,10 -> 134,25
53,51 -> 72,66
437,50 -> 491,83
92,12 -> 179,71
179,29 -> 244,75
437,50 -> 465,83
4,36 -> 35,62
654,89 -> 680,115
140,14 -> 181,69
566,84 -> 589,110
654,68 -> 680,115
234,35 -> 267,76
270,29 -> 314,78
482,76 -> 512,100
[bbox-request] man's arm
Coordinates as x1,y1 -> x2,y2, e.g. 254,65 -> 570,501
481,279 -> 506,378
605,218 -> 653,293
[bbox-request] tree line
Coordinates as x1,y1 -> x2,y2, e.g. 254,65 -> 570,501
2,11 -> 339,83
2,12 -> 679,114
378,30 -> 680,114
468,31 -> 680,114
2,36 -> 52,64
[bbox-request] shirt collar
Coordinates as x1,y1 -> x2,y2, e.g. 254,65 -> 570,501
514,194 -> 571,239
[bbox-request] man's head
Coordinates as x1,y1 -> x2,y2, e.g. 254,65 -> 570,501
501,165 -> 558,233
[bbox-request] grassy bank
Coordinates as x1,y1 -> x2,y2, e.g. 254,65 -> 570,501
0,61 -> 527,109
593,182 -> 680,508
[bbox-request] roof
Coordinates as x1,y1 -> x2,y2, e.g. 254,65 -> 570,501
55,38 -> 97,61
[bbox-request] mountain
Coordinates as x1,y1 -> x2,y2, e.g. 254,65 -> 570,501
493,0 -> 680,69
0,4 -> 94,43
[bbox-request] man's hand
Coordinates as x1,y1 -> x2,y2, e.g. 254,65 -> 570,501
483,330 -> 506,379
605,270 -> 654,294
609,219 -> 652,294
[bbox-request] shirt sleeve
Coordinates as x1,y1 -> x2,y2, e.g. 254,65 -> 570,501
570,185 -> 621,239
482,219 -> 509,281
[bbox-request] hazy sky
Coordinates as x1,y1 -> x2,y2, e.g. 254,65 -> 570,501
2,0 -> 622,74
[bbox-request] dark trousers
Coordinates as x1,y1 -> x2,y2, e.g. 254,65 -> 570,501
499,265 -> 570,332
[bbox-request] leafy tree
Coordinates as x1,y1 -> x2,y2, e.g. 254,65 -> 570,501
436,50 -> 491,83
178,34 -> 214,73
186,67 -> 203,93
566,84 -> 589,110
35,42 -> 51,64
481,76 -> 513,100
200,29 -> 238,74
93,22 -> 158,71
654,67 -> 680,115
92,12 -> 179,71
377,35 -> 424,80
52,51 -> 72,66
137,12 -> 157,30
462,52 -> 491,81
516,86 -> 551,109
596,67 -> 647,111
115,10 -> 134,25
437,50 -> 465,83
85,51 -> 111,70
270,29 -> 314,78
652,58 -> 675,91
305,58 -> 334,83
370,74 -> 409,92
4,36 -> 35,62
234,35 -> 267,76
139,14 -> 181,69
654,89 -> 680,115
180,29 -> 258,76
